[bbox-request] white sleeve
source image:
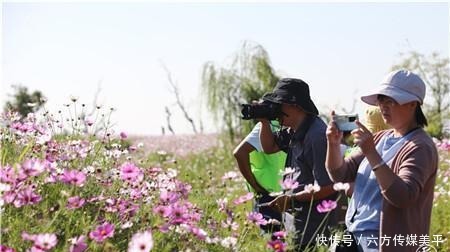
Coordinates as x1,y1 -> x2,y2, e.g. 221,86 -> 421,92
243,122 -> 262,152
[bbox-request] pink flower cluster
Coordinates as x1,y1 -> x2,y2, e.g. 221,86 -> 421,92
436,138 -> 450,151
0,159 -> 49,208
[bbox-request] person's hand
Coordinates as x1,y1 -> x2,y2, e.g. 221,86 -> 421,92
351,120 -> 376,156
268,194 -> 291,212
326,111 -> 343,145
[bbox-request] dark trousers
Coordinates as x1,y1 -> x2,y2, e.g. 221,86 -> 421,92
255,194 -> 282,234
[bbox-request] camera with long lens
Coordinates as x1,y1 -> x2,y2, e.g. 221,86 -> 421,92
240,101 -> 282,120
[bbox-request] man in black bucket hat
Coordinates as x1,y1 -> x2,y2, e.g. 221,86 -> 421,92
262,78 -> 319,115
258,78 -> 338,249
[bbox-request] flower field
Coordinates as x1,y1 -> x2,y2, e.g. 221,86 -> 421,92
0,103 -> 449,251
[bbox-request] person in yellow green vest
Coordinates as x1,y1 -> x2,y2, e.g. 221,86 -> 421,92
233,121 -> 287,233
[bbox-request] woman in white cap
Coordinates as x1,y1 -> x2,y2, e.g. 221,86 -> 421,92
326,69 -> 438,252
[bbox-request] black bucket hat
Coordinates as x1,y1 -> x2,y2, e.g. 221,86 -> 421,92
262,78 -> 319,115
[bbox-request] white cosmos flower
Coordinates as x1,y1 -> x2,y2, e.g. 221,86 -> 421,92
282,167 -> 296,176
220,236 -> 237,248
333,182 -> 350,192
269,191 -> 283,197
304,183 -> 321,193
127,230 -> 153,252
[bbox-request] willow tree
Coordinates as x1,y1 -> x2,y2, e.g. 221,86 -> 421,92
391,51 -> 450,139
4,85 -> 46,119
201,42 -> 279,140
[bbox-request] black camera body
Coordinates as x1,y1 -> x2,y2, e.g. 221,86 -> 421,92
240,102 -> 282,120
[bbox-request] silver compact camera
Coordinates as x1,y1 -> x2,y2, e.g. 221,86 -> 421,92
333,114 -> 359,132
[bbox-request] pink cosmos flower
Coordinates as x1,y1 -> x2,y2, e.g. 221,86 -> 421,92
233,192 -> 254,205
119,163 -> 142,182
316,200 -> 337,213
60,170 -> 86,187
120,132 -> 128,139
272,230 -> 287,239
247,212 -> 268,226
33,233 -> 58,251
267,239 -> 287,252
153,205 -> 172,218
69,235 -> 87,252
13,187 -> 42,208
189,226 -> 207,240
281,178 -> 299,190
22,232 -> 36,242
89,222 -> 115,243
169,204 -> 189,225
0,165 -> 16,184
127,230 -> 153,252
21,158 -> 46,177
66,196 -> 86,209
159,191 -> 178,204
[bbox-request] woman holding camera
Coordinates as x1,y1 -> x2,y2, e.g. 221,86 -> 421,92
326,69 -> 438,252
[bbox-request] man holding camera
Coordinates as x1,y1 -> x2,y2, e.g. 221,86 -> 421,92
257,78 -> 338,249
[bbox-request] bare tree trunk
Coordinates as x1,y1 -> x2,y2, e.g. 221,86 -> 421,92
165,106 -> 175,135
161,63 -> 198,134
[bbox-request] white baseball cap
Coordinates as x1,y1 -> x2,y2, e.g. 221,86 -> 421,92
361,69 -> 426,106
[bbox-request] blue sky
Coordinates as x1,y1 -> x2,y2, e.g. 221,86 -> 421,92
2,2 -> 449,135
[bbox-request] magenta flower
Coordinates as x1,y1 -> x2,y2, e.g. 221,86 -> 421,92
66,196 -> 86,209
89,222 -> 115,243
281,178 -> 299,190
316,200 -> 337,213
247,212 -> 268,226
127,230 -> 153,252
60,170 -> 86,187
169,204 -> 189,225
13,186 -> 42,208
120,132 -> 128,139
69,235 -> 87,252
119,163 -> 142,182
0,245 -> 16,252
267,239 -> 287,252
233,192 -> 254,205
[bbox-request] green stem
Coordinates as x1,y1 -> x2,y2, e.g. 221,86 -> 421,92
298,194 -> 315,246
18,141 -> 34,163
304,194 -> 342,250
